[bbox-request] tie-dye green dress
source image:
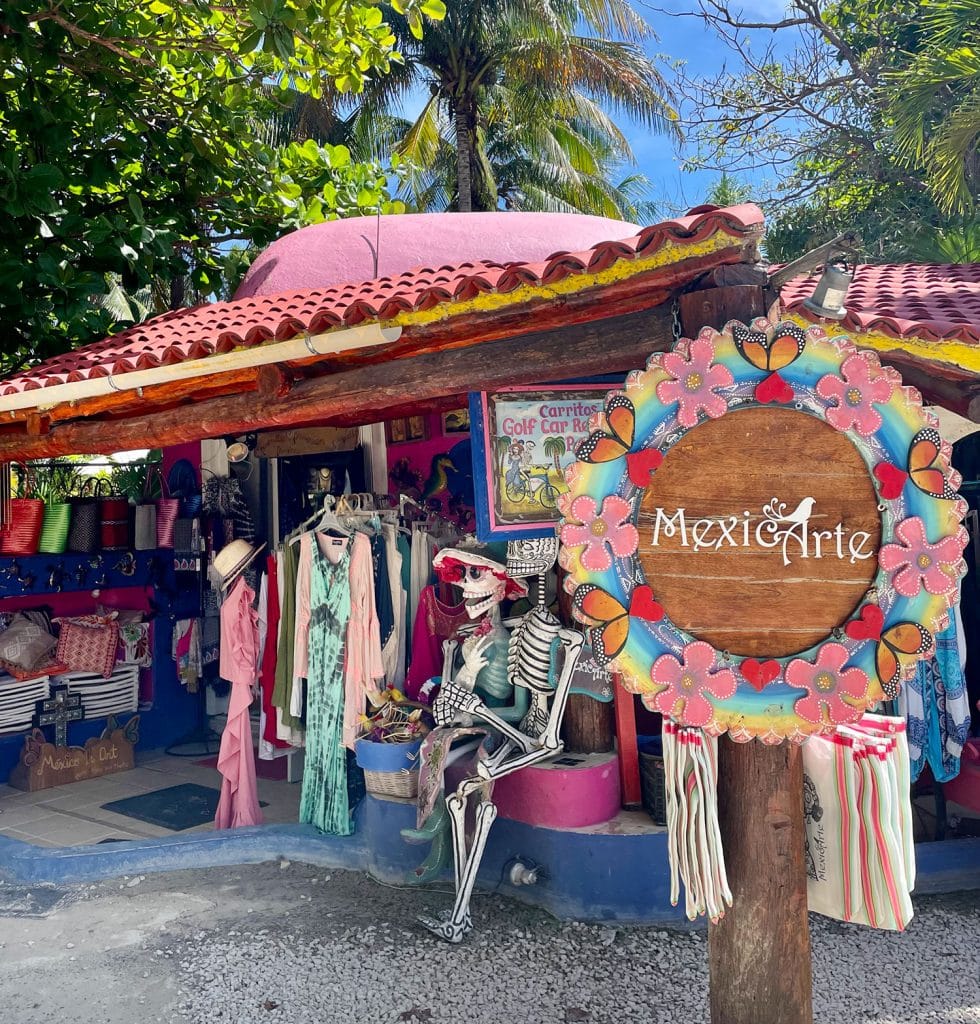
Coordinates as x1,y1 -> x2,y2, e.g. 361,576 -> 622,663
299,539 -> 352,834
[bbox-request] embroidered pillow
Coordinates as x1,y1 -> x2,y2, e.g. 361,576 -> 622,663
56,620 -> 120,678
53,611 -> 118,630
0,614 -> 58,671
21,607 -> 54,634
0,657 -> 68,681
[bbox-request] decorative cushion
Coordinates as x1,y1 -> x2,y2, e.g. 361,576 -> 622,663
53,611 -> 118,629
0,657 -> 68,681
0,614 -> 58,670
56,620 -> 120,678
0,613 -> 13,633
21,607 -> 54,635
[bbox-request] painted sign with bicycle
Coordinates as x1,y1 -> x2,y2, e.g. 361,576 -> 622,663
469,385 -> 609,540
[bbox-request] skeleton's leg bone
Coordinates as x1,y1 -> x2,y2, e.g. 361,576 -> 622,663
420,798 -> 498,943
445,789 -> 470,893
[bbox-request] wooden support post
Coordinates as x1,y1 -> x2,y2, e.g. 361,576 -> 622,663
679,286 -> 813,1024
612,678 -> 641,808
708,739 -> 813,1024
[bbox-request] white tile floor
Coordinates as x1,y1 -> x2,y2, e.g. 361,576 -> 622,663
0,750 -> 302,847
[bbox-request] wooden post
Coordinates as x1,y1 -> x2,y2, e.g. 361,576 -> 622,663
708,739 -> 813,1023
612,681 -> 642,808
679,287 -> 814,1024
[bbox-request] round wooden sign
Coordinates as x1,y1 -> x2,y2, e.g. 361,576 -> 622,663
558,319 -> 968,742
638,407 -> 881,658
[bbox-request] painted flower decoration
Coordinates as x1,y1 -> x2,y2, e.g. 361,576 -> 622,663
560,495 -> 638,572
650,641 -> 737,727
816,353 -> 896,436
879,516 -> 965,598
655,336 -> 734,428
787,643 -> 869,727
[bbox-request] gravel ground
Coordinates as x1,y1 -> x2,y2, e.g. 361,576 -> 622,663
0,861 -> 977,1023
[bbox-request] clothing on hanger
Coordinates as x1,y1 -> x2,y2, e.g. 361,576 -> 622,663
405,584 -> 469,700
259,553 -> 291,759
342,531 -> 385,750
300,532 -> 354,834
215,575 -> 263,830
900,601 -> 970,783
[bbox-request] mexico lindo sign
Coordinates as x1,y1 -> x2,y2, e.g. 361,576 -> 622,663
558,320 -> 968,743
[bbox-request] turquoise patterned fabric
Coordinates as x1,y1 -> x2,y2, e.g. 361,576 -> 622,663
299,540 -> 353,834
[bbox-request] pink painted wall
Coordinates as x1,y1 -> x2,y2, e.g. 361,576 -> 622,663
385,411 -> 473,529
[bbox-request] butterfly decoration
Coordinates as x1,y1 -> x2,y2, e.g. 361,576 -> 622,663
577,394 -> 634,463
572,583 -> 664,665
875,622 -> 933,699
844,604 -> 933,699
576,395 -> 663,487
732,323 -> 807,404
907,427 -> 958,500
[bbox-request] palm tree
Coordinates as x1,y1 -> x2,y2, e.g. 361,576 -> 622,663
888,0 -> 979,216
704,173 -> 752,208
350,0 -> 678,213
543,436 -> 566,474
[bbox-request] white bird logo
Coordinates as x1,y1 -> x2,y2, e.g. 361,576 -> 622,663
782,496 -> 816,525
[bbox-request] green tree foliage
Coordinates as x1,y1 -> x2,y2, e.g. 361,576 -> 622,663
887,0 -> 980,217
340,0 -> 679,216
678,0 -> 979,261
0,0 -> 445,371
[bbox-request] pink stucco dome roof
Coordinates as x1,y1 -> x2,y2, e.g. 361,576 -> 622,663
234,211 -> 639,298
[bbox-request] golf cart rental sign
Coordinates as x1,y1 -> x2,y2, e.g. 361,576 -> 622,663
559,319 -> 968,743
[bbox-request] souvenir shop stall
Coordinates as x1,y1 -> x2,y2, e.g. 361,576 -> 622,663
0,207 -> 976,1005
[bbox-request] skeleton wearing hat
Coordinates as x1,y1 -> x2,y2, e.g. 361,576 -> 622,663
405,539 -> 584,943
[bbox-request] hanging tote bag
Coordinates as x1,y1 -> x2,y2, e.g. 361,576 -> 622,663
38,498 -> 72,554
134,465 -> 161,551
155,471 -> 179,549
99,479 -> 130,551
0,463 -> 45,556
67,477 -> 101,554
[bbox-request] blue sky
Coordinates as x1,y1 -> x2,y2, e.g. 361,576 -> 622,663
622,0 -> 796,215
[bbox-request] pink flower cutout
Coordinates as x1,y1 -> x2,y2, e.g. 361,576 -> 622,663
650,641 -> 737,727
879,516 -> 964,598
656,337 -> 734,428
787,643 -> 869,727
816,353 -> 896,436
560,495 -> 638,572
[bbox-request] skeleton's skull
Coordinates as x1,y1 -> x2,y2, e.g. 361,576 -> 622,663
458,563 -> 507,619
506,537 -> 558,579
433,547 -> 527,620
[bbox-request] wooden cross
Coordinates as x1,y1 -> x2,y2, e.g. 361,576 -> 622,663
34,686 -> 85,748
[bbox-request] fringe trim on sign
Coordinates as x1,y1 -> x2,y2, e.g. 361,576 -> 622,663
663,722 -> 732,923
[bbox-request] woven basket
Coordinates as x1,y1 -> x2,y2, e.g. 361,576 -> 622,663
363,768 -> 419,798
639,749 -> 667,826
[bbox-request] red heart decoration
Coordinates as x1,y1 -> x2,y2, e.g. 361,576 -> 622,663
755,371 -> 794,404
626,448 -> 663,488
873,462 -> 908,500
629,585 -> 664,622
844,604 -> 884,641
741,658 -> 781,691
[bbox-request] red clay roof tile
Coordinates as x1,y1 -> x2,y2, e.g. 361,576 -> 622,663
779,263 -> 980,346
0,205 -> 765,396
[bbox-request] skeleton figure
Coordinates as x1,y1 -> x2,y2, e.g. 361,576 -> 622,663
506,537 -> 562,736
405,541 -> 583,943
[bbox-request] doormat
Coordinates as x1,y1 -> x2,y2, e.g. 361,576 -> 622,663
101,783 -> 264,831
195,754 -> 289,782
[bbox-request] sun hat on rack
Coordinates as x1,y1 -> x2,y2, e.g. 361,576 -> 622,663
211,538 -> 266,591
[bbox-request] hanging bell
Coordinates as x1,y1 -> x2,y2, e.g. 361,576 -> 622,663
802,259 -> 852,321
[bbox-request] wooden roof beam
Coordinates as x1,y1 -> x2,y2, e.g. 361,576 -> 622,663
0,304 -> 676,460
